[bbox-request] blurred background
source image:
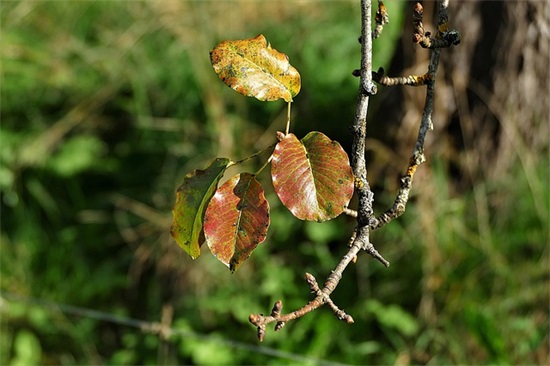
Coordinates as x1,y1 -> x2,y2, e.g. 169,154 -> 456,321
1,1 -> 548,364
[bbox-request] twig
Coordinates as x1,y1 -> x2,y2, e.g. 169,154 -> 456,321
357,2 -> 460,87
373,0 -> 389,39
372,153 -> 423,229
343,206 -> 358,218
373,1 -> 460,230
249,239 -> 363,340
353,66 -> 432,87
232,143 -> 277,166
372,67 -> 432,87
352,67 -> 431,87
412,2 -> 460,49
351,0 -> 386,265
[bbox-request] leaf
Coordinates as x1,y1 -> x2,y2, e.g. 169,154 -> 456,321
204,173 -> 270,272
210,34 -> 301,102
170,158 -> 230,259
271,131 -> 354,222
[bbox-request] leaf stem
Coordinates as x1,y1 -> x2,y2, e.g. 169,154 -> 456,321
254,154 -> 273,176
285,102 -> 292,135
231,143 -> 276,167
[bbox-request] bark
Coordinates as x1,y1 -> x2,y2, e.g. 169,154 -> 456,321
374,0 -> 549,190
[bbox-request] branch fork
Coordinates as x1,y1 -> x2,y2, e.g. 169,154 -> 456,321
249,266 -> 358,341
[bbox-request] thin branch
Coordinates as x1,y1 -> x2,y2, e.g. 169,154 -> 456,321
308,272 -> 354,323
354,2 -> 461,88
352,0 -> 375,227
250,0 -> 460,341
343,206 -> 358,218
372,67 -> 432,87
373,0 -> 389,39
352,67 -> 431,87
249,239 -> 363,340
253,154 -> 273,176
412,2 -> 460,49
352,0 -> 387,264
373,1 -> 460,230
372,153 -> 422,230
232,143 -> 277,166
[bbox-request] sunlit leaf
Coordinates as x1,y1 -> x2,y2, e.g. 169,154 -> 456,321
210,34 -> 301,102
170,158 -> 230,259
204,173 -> 270,272
271,132 -> 354,221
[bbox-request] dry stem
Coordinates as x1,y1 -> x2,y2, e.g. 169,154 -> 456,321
373,1 -> 460,230
250,0 -> 382,340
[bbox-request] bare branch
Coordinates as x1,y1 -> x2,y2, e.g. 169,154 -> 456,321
249,239 -> 363,340
373,1 -> 460,230
353,67 -> 431,87
343,206 -> 358,218
249,0 -> 460,341
412,2 -> 461,49
372,154 -> 423,230
372,67 -> 432,87
352,0 -> 375,226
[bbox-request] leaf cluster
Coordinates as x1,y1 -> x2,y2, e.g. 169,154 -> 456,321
171,39 -> 355,271
171,35 -> 355,271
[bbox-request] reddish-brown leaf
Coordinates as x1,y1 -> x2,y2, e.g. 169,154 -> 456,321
204,173 -> 270,272
271,132 -> 354,221
170,158 -> 230,259
210,34 -> 301,102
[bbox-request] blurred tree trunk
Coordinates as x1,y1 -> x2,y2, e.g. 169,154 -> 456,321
375,0 -> 549,193
444,0 -> 549,184
378,0 -> 550,339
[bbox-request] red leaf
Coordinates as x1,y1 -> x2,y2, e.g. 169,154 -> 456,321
204,173 -> 270,272
271,132 -> 354,221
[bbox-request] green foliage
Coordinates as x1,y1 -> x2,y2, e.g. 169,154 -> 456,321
1,1 -> 547,365
366,300 -> 419,338
47,135 -> 110,177
11,330 -> 42,366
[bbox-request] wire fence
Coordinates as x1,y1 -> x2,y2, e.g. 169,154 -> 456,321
1,292 -> 349,365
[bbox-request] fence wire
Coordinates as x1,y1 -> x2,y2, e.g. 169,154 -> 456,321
1,292 -> 349,366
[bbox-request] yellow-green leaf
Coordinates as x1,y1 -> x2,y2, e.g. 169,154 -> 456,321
170,158 -> 230,259
210,34 -> 301,102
